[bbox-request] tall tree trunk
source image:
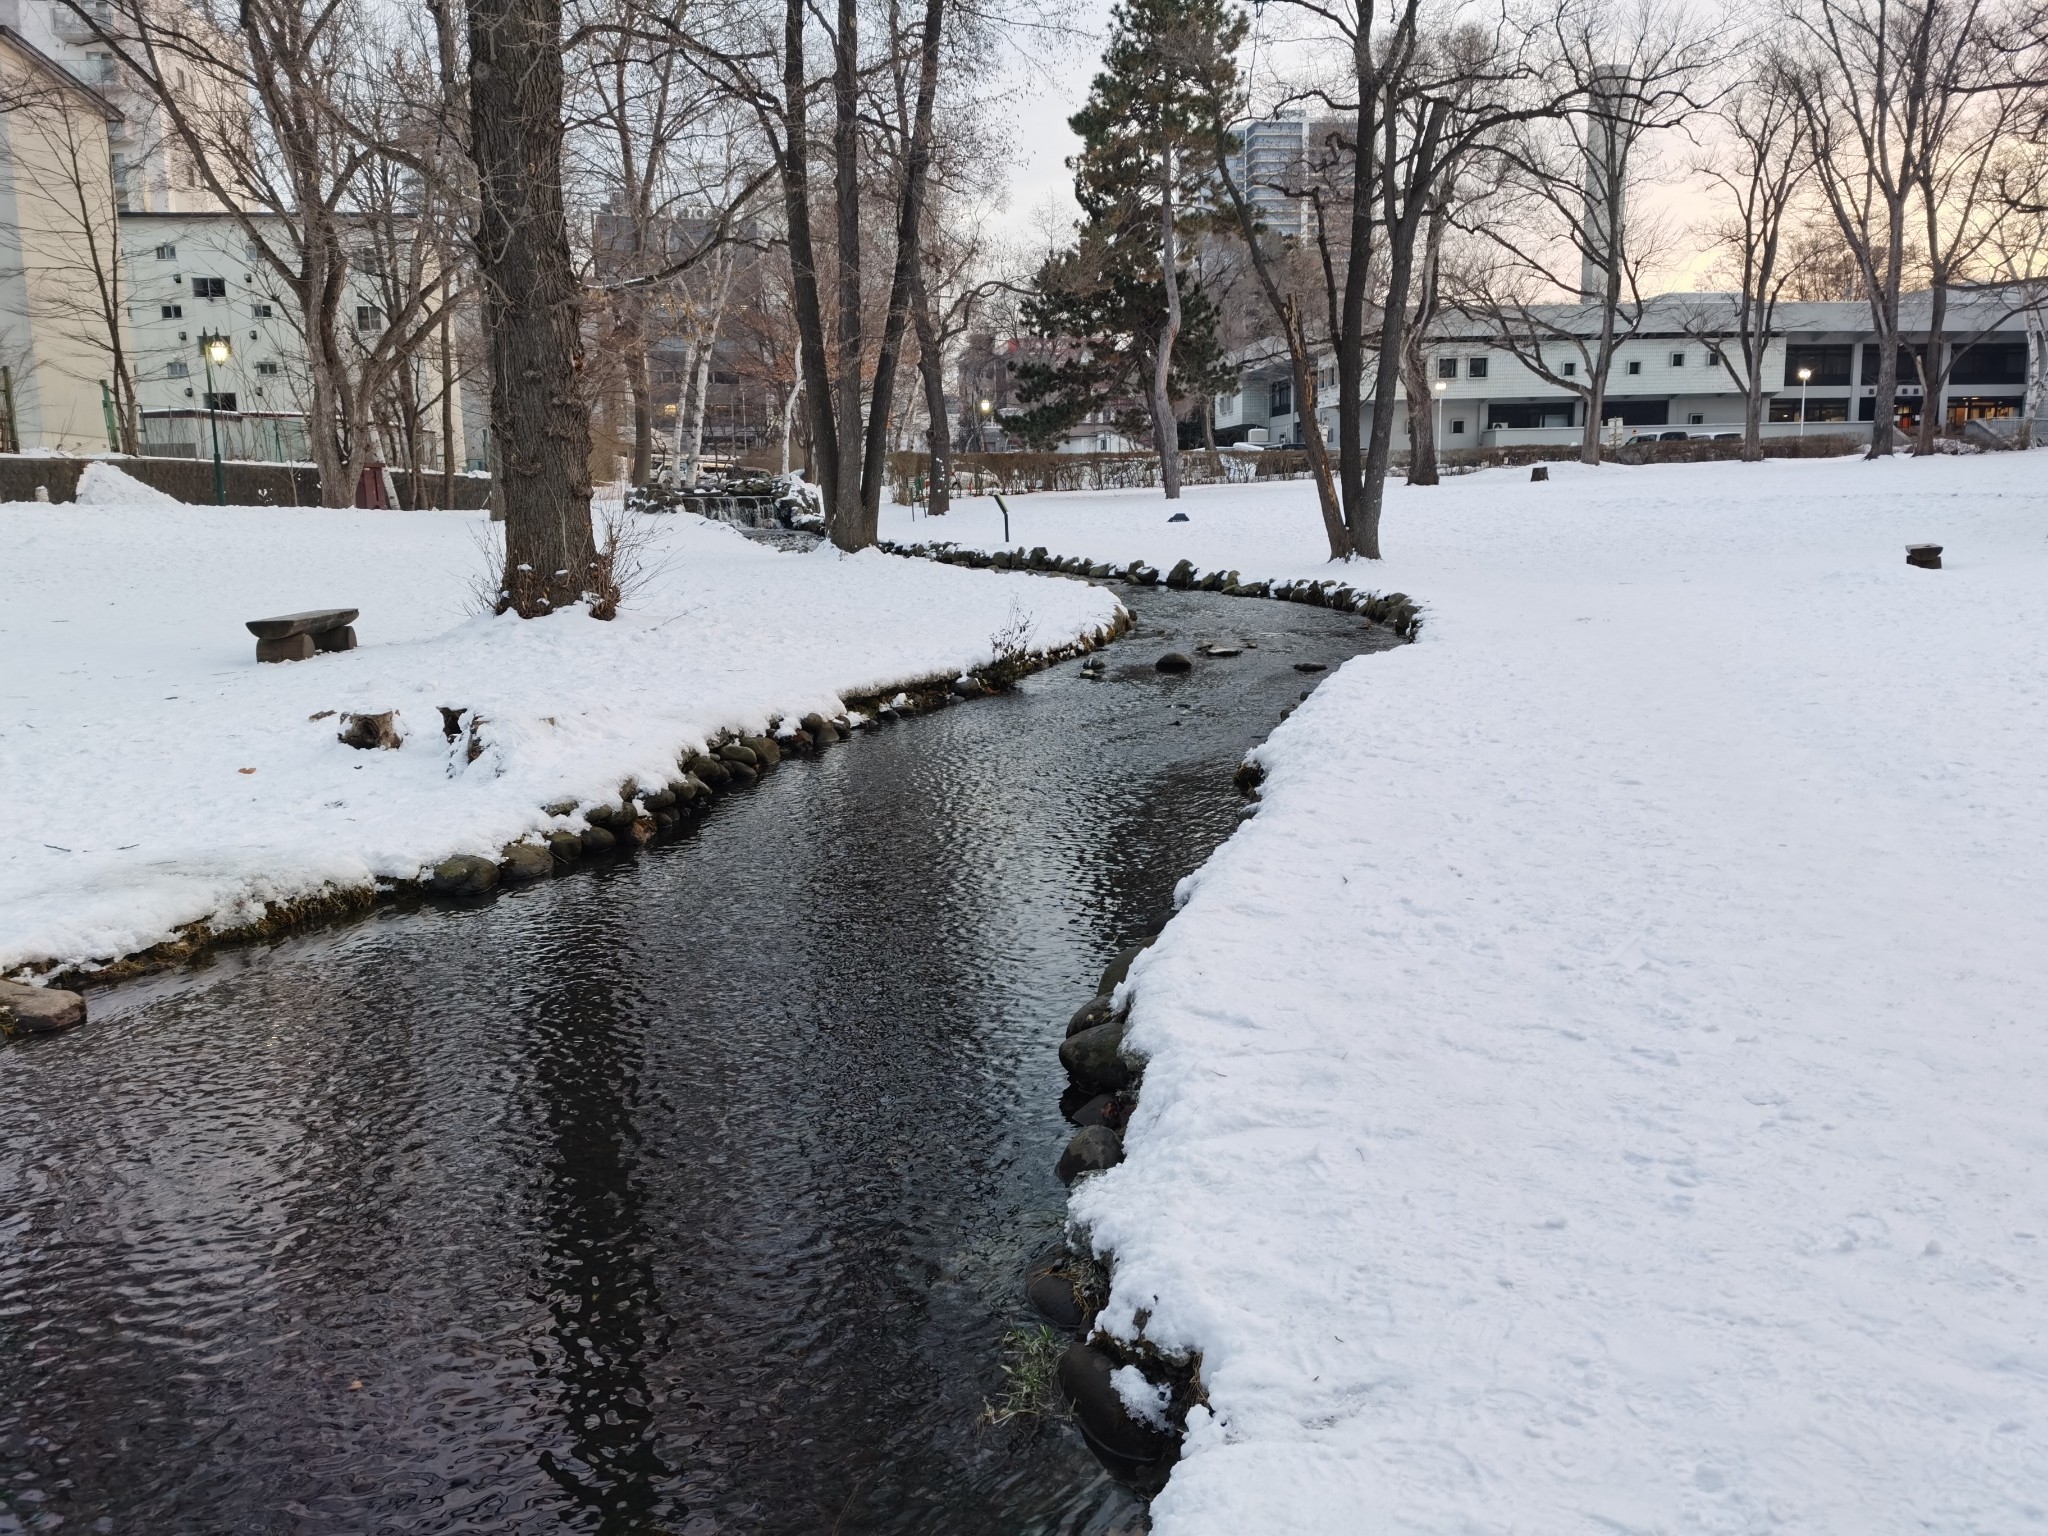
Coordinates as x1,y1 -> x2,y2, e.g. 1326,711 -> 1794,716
1401,198 -> 1445,487
1336,94 -> 1373,528
467,0 -> 596,614
1152,153 -> 1183,499
854,0 -> 946,535
1354,99 -> 1448,559
628,339 -> 653,484
778,373 -> 802,473
910,272 -> 951,514
440,306 -> 456,507
683,341 -> 714,486
828,0 -> 865,545
1400,344 -> 1436,486
779,0 -> 839,512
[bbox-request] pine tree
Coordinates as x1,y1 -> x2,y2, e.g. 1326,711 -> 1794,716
1040,0 -> 1244,494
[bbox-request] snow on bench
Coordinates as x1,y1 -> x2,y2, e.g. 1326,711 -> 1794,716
245,608 -> 359,662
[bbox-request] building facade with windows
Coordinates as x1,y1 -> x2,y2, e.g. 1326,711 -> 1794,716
1215,292 -> 2044,451
117,210 -> 465,468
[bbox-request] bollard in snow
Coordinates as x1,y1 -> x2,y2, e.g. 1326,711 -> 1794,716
1906,544 -> 1943,569
1531,465 -> 1549,481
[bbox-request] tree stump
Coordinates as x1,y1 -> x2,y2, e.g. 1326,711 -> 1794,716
337,711 -> 402,750
1531,465 -> 1550,481
1906,544 -> 1942,569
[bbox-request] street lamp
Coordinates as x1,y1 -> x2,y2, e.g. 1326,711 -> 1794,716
978,397 -> 993,453
200,332 -> 232,504
1796,365 -> 1812,441
1432,378 -> 1448,472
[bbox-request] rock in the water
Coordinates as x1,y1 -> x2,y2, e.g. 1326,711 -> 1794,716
1096,938 -> 1153,995
725,760 -> 759,787
621,817 -> 657,847
1060,1021 -> 1133,1093
429,853 -> 499,896
1058,1125 -> 1124,1183
1028,1272 -> 1088,1328
1057,1344 -> 1176,1464
1154,652 -> 1193,673
581,824 -> 617,855
499,842 -> 553,882
717,742 -> 759,768
0,978 -> 86,1037
1067,1092 -> 1133,1132
337,710 -> 401,749
741,735 -> 781,766
1067,995 -> 1114,1036
1293,661 -> 1327,673
684,753 -> 729,786
952,675 -> 986,698
1165,558 -> 1197,589
546,830 -> 583,865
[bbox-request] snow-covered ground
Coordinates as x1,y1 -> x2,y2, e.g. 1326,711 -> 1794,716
893,457 -> 2048,1532
0,485 -> 1118,976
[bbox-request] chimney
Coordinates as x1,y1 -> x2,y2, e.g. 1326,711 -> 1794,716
1580,66 -> 1630,300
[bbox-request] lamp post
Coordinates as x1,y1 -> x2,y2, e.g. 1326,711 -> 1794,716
201,332 -> 231,504
978,397 -> 993,452
1796,365 -> 1811,442
1432,378 -> 1447,472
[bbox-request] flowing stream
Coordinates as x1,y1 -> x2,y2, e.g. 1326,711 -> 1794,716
0,585 -> 1395,1535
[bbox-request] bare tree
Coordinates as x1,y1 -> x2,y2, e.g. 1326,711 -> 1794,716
1789,0 -> 1946,456
1460,2 -> 1712,465
1684,50 -> 1810,458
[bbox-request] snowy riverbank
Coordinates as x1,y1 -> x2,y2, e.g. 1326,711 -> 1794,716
0,491 -> 1120,978
895,457 -> 2048,1531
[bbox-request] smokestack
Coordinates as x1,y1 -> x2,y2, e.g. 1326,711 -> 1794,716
1580,66 -> 1629,300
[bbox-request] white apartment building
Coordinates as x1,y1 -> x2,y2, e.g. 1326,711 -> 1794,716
1223,111 -> 1309,239
120,212 -> 317,459
1215,292 -> 2044,451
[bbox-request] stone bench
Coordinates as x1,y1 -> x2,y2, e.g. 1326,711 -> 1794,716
247,608 -> 359,662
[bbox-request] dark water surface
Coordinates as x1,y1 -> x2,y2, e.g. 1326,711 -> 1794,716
0,587 -> 1392,1536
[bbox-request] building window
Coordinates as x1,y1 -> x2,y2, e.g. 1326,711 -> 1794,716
1793,344 -> 1855,386
1688,412 -> 1704,424
166,360 -> 189,378
1706,348 -> 1723,367
1449,418 -> 1466,435
155,243 -> 176,260
1269,379 -> 1292,416
1560,359 -> 1577,377
1670,351 -> 1686,367
1466,357 -> 1488,378
1436,357 -> 1458,380
256,361 -> 279,375
356,305 -> 381,332
203,392 -> 237,411
161,304 -> 182,319
191,276 -> 227,299
1626,359 -> 1643,375
253,304 -> 273,318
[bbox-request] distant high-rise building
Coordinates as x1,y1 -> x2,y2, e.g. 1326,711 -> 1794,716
1224,110 -> 1308,239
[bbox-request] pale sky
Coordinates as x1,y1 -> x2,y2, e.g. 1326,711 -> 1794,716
975,0 -> 1723,295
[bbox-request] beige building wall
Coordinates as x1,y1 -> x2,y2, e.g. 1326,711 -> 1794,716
0,29 -> 130,450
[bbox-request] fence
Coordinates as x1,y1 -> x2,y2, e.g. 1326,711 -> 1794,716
0,454 -> 494,510
888,448 -> 1313,501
